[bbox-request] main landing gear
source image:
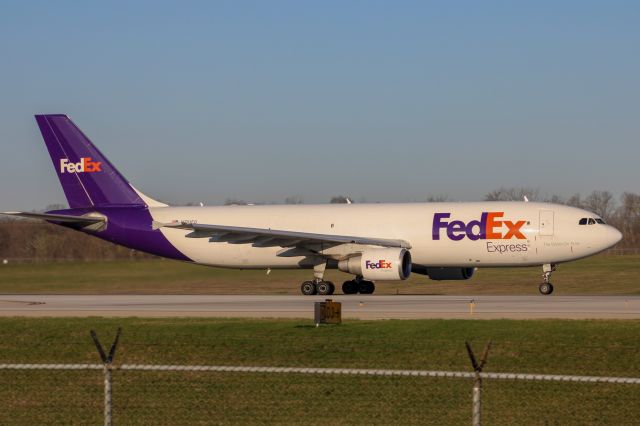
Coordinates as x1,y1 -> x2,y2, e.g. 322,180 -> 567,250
299,262 -> 376,296
300,261 -> 335,296
299,277 -> 375,295
342,277 -> 375,295
301,279 -> 335,296
539,263 -> 556,295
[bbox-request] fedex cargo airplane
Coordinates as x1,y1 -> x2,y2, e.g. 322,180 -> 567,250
2,115 -> 623,296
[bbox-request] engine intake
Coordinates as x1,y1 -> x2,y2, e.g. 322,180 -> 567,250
338,248 -> 411,281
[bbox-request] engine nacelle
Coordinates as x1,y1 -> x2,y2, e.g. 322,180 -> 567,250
338,248 -> 411,281
422,267 -> 475,281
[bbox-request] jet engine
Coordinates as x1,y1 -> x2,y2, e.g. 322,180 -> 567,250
338,248 -> 412,280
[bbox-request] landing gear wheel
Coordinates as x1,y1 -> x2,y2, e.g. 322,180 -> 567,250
539,282 -> 554,295
358,280 -> 375,294
540,264 -> 556,296
342,280 -> 358,295
301,281 -> 317,296
317,281 -> 335,296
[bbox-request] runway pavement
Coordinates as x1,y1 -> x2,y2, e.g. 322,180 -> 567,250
0,295 -> 639,319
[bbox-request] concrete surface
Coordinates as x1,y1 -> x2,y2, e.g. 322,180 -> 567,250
1,295 -> 639,319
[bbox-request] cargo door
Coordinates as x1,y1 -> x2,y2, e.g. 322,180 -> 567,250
539,210 -> 554,236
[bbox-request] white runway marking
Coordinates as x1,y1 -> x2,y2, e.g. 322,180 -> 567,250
1,295 -> 639,319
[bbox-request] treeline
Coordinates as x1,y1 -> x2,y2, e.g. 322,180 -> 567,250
0,220 -> 152,261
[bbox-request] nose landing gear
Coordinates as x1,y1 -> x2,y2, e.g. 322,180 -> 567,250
539,263 -> 556,295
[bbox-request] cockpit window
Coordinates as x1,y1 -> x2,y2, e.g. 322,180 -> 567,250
579,217 -> 604,225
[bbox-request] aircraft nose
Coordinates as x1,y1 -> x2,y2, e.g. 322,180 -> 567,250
605,225 -> 623,247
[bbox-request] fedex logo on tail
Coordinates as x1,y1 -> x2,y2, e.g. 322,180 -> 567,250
433,212 -> 526,241
60,158 -> 102,174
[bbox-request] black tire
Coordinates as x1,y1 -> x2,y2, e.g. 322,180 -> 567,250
359,280 -> 375,294
342,280 -> 358,295
301,281 -> 317,296
539,282 -> 554,295
326,281 -> 335,295
317,281 -> 331,296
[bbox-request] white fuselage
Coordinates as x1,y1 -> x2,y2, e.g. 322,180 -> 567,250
151,201 -> 622,269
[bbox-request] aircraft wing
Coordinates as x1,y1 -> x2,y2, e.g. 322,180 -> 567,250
1,211 -> 105,226
158,221 -> 411,249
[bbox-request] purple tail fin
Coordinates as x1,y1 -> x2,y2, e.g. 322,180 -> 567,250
35,114 -> 147,208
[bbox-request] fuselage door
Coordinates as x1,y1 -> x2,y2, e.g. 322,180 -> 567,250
539,210 -> 554,236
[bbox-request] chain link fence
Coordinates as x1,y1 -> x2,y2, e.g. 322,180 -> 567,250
2,363 -> 639,424
1,327 -> 639,425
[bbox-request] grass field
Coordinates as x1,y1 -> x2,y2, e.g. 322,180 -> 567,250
0,254 -> 638,295
0,317 -> 639,424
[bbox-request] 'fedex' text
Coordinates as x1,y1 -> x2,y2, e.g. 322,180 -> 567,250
433,212 -> 526,241
365,260 -> 392,269
60,157 -> 102,174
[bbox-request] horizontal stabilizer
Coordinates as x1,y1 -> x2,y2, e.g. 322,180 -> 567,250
1,211 -> 105,225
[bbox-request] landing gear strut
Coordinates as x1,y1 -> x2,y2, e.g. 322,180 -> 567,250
342,276 -> 375,295
300,261 -> 335,296
539,263 -> 556,295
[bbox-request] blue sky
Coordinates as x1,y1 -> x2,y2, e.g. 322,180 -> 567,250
1,1 -> 638,209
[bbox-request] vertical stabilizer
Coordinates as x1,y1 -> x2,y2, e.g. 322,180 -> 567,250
35,114 -> 163,208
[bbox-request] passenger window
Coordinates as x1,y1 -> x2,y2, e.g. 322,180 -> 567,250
588,218 -> 596,225
579,218 -> 587,225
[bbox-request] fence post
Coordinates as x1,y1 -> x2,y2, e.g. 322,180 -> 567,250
472,373 -> 481,426
104,364 -> 113,425
91,328 -> 121,426
465,340 -> 492,426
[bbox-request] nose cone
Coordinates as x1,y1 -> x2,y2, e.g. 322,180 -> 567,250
605,225 -> 623,248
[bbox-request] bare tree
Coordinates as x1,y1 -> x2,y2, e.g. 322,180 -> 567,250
546,194 -> 565,204
426,194 -> 449,202
284,196 -> 304,205
224,198 -> 248,206
583,191 -> 616,220
43,204 -> 67,212
613,192 -> 640,247
484,187 -> 540,202
565,193 -> 583,208
330,196 -> 351,204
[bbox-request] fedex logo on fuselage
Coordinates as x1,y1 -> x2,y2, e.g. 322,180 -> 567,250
59,158 -> 102,174
433,212 -> 526,241
365,260 -> 392,269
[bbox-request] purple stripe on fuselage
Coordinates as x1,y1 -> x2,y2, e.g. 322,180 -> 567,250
48,206 -> 190,261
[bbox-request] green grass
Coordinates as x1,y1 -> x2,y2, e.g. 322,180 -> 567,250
0,254 -> 639,295
0,318 -> 639,424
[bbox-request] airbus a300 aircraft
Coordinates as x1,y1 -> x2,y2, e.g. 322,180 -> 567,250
3,115 -> 622,296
